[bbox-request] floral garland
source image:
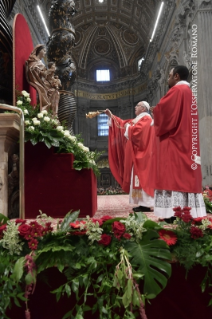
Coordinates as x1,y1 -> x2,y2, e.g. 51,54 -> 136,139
16,90 -> 102,176
203,186 -> 212,214
1,207 -> 212,318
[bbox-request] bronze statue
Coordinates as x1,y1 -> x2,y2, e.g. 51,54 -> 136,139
47,0 -> 77,134
25,44 -> 60,116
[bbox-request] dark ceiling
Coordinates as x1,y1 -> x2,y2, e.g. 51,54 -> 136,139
40,0 -> 160,81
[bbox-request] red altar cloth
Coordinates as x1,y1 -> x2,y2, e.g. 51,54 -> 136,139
25,142 -> 97,218
6,264 -> 212,319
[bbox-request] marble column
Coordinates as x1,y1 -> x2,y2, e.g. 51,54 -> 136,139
196,8 -> 212,186
0,114 -> 20,216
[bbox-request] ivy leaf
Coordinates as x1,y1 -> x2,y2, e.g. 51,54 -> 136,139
60,210 -> 80,232
71,278 -> 79,293
65,283 -> 71,297
62,310 -> 73,319
132,290 -> 140,307
122,290 -> 131,308
51,285 -> 63,302
12,257 -> 25,282
31,138 -> 37,145
14,297 -> 21,308
126,279 -> 133,299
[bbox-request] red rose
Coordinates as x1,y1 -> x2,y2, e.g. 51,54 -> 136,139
101,215 -> 113,222
113,221 -> 126,233
112,221 -> 126,239
18,224 -> 31,237
123,233 -> 131,239
98,234 -> 112,246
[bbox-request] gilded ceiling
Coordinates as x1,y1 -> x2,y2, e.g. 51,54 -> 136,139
39,0 -> 159,80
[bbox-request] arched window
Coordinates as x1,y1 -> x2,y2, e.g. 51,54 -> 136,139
138,58 -> 144,71
98,114 -> 109,136
96,70 -> 110,82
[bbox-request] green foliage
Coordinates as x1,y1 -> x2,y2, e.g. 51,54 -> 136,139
0,213 -> 9,225
124,230 -> 172,297
60,210 -> 80,232
2,207 -> 212,317
16,91 -> 103,176
204,197 -> 212,214
0,251 -> 25,318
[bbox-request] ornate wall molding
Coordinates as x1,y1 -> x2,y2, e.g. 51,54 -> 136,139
76,83 -> 147,100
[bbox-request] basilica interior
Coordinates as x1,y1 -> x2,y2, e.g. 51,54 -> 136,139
1,0 -> 212,188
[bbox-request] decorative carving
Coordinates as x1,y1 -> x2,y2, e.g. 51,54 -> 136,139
26,45 -> 60,115
123,29 -> 139,45
94,39 -> 111,55
47,0 -> 77,134
8,154 -> 19,219
198,0 -> 211,8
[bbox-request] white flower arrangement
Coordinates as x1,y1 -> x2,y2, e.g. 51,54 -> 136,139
33,120 -> 40,126
67,135 -> 77,142
56,126 -> 64,131
16,90 -> 101,176
37,113 -> 44,118
21,90 -> 30,97
63,130 -> 70,137
51,119 -> 59,125
78,142 -> 84,149
83,146 -> 89,152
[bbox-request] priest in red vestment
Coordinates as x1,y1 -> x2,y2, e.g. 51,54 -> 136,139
105,101 -> 155,212
151,65 -> 206,219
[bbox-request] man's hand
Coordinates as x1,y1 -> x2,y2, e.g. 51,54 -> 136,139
105,109 -> 112,118
150,106 -> 155,117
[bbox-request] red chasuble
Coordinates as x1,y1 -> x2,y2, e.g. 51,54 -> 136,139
152,83 -> 202,193
108,115 -> 154,197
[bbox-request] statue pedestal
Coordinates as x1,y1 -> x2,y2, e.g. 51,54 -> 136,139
0,114 -> 20,216
25,142 -> 97,219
